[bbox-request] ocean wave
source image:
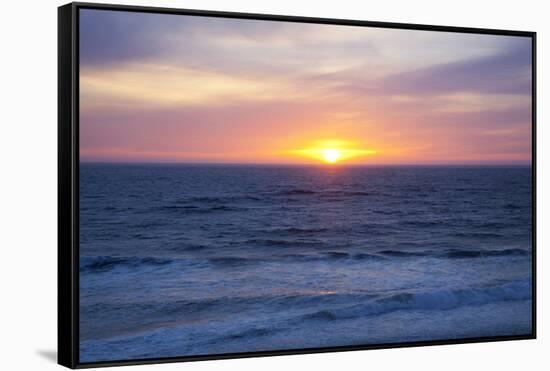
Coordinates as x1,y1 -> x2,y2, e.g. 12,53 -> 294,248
275,189 -> 317,196
449,231 -> 504,239
208,256 -> 257,267
277,252 -> 385,262
157,204 -> 246,213
342,191 -> 373,196
80,256 -> 173,273
160,205 -> 200,210
81,246 -> 531,275
444,248 -> 529,259
377,248 -> 530,260
301,278 -> 532,322
81,291 -> 379,325
378,250 -> 429,257
131,233 -> 155,240
282,247 -> 530,262
273,189 -> 375,198
352,253 -> 388,261
222,327 -> 281,341
178,244 -> 209,251
208,205 -> 244,211
188,195 -> 262,203
400,220 -> 442,227
325,251 -> 351,259
206,251 -> 361,266
215,246 -> 527,267
80,278 -> 531,342
239,238 -> 326,248
269,227 -> 329,234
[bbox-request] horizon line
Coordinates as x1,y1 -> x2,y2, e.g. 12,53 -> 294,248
79,161 -> 532,167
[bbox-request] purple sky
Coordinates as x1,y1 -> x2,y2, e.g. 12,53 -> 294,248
79,9 -> 533,164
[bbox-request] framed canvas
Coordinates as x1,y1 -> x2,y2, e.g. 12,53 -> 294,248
58,2 -> 537,368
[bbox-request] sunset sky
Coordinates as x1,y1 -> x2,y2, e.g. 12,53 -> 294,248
79,9 -> 532,165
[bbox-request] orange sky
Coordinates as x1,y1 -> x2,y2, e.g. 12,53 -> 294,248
79,9 -> 533,165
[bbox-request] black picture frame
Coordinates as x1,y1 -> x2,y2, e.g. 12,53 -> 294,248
58,2 -> 537,368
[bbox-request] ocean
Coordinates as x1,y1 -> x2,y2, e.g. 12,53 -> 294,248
79,164 -> 533,362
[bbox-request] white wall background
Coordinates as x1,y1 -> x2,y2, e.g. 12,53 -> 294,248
0,0 -> 546,369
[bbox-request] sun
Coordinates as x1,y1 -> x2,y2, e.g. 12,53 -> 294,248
289,139 -> 376,164
321,148 -> 342,163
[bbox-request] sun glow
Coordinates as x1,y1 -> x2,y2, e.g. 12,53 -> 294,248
322,148 -> 342,163
290,140 -> 376,164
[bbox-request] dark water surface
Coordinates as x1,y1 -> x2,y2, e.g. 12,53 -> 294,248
79,164 -> 533,362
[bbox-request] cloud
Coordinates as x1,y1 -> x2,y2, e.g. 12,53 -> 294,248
80,10 -> 172,65
79,9 -> 533,164
367,39 -> 531,96
79,9 -> 325,69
